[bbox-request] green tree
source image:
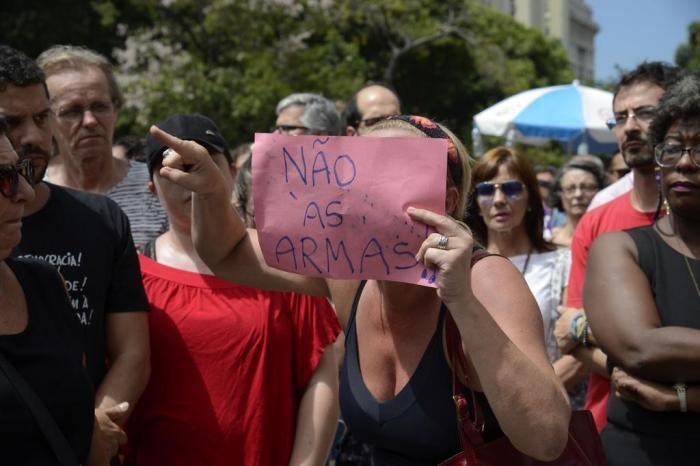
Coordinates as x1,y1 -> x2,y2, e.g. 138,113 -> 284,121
111,0 -> 573,147
0,0 -> 150,59
675,21 -> 700,72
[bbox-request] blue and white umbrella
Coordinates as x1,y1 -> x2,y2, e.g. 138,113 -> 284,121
473,80 -> 617,155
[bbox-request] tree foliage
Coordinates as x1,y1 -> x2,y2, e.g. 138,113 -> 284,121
2,0 -> 575,148
675,21 -> 700,72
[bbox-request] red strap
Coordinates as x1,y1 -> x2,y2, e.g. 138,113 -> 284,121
445,248 -> 496,451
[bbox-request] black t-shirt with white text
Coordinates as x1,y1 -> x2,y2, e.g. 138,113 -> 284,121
12,182 -> 149,385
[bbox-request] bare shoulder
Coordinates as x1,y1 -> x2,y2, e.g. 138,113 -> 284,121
471,254 -> 532,303
590,230 -> 637,258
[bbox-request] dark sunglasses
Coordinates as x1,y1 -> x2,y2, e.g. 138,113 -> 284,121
475,180 -> 525,199
0,159 -> 34,198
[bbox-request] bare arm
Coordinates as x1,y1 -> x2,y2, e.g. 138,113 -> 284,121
150,126 -> 330,298
411,208 -> 570,462
289,345 -> 339,466
89,312 -> 150,466
611,368 -> 700,413
585,231 -> 700,382
553,355 -> 589,391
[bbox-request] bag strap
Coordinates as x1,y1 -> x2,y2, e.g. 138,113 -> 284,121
444,248 -> 497,454
0,351 -> 79,466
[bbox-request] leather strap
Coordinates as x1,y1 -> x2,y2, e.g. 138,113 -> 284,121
0,351 -> 79,466
444,248 -> 496,452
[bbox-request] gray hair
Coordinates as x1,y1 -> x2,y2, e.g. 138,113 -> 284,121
276,93 -> 342,135
37,45 -> 123,109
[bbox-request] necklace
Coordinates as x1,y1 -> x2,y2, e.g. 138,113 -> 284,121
684,255 -> 700,298
520,249 -> 532,275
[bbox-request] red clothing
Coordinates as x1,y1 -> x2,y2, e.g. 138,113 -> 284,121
566,191 -> 656,431
126,256 -> 341,466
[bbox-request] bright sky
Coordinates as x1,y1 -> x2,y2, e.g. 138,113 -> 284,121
588,0 -> 700,82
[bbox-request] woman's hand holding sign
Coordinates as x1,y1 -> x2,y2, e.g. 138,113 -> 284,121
408,207 -> 474,305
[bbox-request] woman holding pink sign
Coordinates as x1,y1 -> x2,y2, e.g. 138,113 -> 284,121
149,115 -> 571,465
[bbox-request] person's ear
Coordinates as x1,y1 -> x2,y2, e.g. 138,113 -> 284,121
148,180 -> 157,195
446,186 -> 459,216
346,126 -> 357,136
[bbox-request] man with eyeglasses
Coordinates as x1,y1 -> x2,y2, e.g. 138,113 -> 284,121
558,62 -> 685,433
37,45 -> 167,248
0,45 -> 151,466
343,83 -> 401,136
272,93 -> 342,136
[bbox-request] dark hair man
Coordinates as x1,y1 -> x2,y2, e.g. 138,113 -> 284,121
343,82 -> 401,136
558,61 -> 684,432
37,45 -> 167,247
0,45 -> 150,466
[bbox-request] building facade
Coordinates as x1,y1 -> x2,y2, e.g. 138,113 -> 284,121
482,0 -> 599,81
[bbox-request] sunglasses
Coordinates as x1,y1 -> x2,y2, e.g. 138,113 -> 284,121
475,180 -> 525,199
0,159 -> 34,198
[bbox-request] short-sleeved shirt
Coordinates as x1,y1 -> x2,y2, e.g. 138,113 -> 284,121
566,191 -> 656,430
107,161 -> 168,248
125,255 -> 341,466
0,257 -> 94,464
12,183 -> 149,384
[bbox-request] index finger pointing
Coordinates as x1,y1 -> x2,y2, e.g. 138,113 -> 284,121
406,206 -> 460,235
148,125 -> 209,164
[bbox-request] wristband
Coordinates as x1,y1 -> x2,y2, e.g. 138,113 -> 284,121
569,312 -> 585,344
673,383 -> 688,412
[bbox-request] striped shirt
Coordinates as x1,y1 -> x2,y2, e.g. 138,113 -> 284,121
108,161 -> 168,247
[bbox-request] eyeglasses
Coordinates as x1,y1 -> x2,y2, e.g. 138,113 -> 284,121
654,143 -> 700,168
561,183 -> 599,196
475,180 -> 525,199
605,106 -> 655,130
55,101 -> 115,122
358,115 -> 392,128
537,179 -> 553,190
271,124 -> 309,134
0,159 -> 34,198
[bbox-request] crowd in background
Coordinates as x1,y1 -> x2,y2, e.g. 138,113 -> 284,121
0,40 -> 698,466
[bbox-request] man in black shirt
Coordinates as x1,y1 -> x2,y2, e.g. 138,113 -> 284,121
0,45 -> 150,466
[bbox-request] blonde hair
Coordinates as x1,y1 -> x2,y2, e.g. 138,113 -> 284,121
367,118 -> 472,220
37,45 -> 123,109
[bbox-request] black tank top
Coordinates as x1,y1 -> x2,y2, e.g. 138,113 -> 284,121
339,280 -> 501,465
607,226 -> 700,435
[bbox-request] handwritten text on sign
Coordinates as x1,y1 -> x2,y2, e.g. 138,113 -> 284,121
252,133 -> 447,286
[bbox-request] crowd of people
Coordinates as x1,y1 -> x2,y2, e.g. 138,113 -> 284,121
0,39 -> 698,466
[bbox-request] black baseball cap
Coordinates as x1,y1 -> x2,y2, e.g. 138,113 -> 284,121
145,113 -> 232,178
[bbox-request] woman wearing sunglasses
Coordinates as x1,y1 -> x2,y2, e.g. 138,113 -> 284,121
467,147 -> 587,407
584,75 -> 700,466
148,115 -> 570,465
0,125 -> 94,463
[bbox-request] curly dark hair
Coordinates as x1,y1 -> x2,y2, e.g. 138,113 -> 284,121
0,45 -> 47,95
648,73 -> 700,147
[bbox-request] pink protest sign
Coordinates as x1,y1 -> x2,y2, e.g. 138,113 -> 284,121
252,133 -> 447,286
